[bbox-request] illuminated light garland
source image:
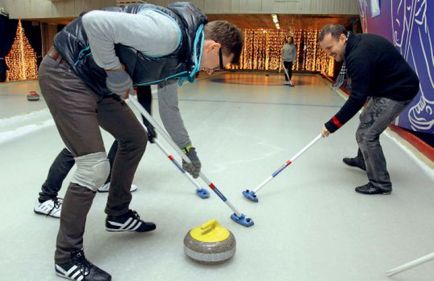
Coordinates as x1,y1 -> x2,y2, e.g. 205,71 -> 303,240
5,19 -> 38,81
230,28 -> 334,77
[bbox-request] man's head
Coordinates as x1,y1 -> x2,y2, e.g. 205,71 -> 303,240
201,20 -> 243,74
318,24 -> 348,62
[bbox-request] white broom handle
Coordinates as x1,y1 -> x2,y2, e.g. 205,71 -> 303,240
253,134 -> 322,193
386,252 -> 434,277
128,95 -> 243,216
153,137 -> 203,189
128,95 -> 192,164
290,134 -> 322,162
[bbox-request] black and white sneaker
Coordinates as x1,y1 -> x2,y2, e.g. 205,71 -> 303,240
34,198 -> 62,218
55,249 -> 111,281
106,210 -> 156,233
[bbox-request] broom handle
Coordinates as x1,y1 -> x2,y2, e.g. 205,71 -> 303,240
128,95 -> 243,216
153,137 -> 203,190
386,252 -> 434,277
254,134 -> 322,193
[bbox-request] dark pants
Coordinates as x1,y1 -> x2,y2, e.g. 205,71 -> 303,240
39,54 -> 149,263
355,97 -> 412,190
38,86 -> 153,202
283,61 -> 293,81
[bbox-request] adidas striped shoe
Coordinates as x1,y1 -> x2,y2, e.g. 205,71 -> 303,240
105,210 -> 156,232
34,198 -> 62,218
55,249 -> 111,281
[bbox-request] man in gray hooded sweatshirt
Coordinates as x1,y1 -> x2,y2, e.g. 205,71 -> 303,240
38,2 -> 243,280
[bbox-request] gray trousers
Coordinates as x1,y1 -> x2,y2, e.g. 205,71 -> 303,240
356,97 -> 411,190
38,55 -> 147,263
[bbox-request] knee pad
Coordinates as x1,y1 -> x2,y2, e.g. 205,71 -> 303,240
71,152 -> 110,192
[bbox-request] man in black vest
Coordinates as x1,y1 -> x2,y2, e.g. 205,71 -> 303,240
318,24 -> 419,195
38,2 -> 243,280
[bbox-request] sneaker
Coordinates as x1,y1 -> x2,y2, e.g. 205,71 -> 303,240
34,198 -> 62,218
55,249 -> 111,281
342,157 -> 366,171
106,210 -> 156,233
97,182 -> 138,193
355,183 -> 391,195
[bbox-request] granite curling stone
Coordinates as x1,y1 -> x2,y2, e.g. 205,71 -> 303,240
27,91 -> 40,101
184,219 -> 236,264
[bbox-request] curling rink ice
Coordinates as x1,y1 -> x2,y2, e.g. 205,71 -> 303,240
0,72 -> 433,281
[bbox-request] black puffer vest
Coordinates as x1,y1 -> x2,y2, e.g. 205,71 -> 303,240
53,2 -> 207,96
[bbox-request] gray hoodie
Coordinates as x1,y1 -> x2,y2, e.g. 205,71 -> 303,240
282,43 -> 296,62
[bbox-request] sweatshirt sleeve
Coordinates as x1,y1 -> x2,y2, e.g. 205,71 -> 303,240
82,10 -> 180,70
291,46 -> 297,61
324,55 -> 371,133
157,82 -> 192,149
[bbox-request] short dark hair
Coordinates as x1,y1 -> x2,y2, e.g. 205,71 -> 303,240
204,20 -> 244,65
318,24 -> 347,42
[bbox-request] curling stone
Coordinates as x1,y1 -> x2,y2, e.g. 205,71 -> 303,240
27,91 -> 40,101
184,219 -> 236,264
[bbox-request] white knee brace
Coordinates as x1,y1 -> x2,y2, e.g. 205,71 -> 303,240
71,152 -> 110,192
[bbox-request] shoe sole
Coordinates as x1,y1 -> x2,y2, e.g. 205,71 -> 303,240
97,187 -> 138,193
343,162 -> 366,171
105,227 -> 156,232
55,272 -> 73,280
105,228 -> 135,232
34,210 -> 60,218
355,190 -> 392,195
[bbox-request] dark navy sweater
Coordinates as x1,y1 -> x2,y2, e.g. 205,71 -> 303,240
325,33 -> 419,133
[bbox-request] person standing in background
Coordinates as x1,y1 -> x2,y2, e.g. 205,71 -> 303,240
281,36 -> 297,87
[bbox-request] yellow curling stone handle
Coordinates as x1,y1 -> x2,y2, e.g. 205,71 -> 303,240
190,219 -> 230,243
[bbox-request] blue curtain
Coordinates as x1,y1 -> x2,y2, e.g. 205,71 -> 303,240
0,15 -> 18,82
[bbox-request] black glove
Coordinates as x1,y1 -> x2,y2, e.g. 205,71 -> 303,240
142,118 -> 157,143
146,125 -> 157,143
182,146 -> 201,178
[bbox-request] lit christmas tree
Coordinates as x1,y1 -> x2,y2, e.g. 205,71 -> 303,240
5,19 -> 38,81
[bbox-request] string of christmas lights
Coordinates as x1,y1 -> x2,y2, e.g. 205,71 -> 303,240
231,28 -> 334,77
5,19 -> 38,81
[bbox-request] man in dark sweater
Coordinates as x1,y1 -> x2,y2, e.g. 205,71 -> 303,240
318,24 -> 419,195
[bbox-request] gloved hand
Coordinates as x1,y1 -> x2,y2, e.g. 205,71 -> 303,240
182,146 -> 201,178
105,69 -> 134,98
143,119 -> 157,143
